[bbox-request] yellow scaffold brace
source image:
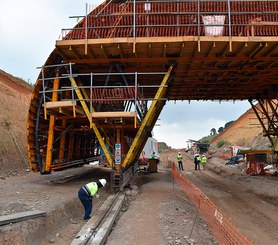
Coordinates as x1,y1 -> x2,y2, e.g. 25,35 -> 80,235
68,76 -> 114,166
122,65 -> 174,169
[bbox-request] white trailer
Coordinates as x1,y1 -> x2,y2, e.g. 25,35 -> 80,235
140,137 -> 158,161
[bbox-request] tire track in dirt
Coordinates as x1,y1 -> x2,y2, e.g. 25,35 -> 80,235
182,155 -> 278,245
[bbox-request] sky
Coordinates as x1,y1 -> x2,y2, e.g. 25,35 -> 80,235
0,0 -> 251,149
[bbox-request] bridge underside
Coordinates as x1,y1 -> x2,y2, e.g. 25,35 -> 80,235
27,1 -> 278,185
56,37 -> 278,100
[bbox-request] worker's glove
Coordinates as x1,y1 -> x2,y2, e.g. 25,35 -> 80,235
95,194 -> 100,199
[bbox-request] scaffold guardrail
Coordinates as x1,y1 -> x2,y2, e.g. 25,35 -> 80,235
59,0 -> 278,41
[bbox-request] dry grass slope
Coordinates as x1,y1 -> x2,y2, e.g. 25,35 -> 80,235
210,106 -> 271,150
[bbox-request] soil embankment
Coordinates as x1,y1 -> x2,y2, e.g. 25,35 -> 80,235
0,70 -> 32,177
210,105 -> 270,149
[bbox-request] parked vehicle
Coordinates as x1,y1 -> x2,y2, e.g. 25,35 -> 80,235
139,137 -> 159,163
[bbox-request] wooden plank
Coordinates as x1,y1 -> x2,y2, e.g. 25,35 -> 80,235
0,210 -> 46,226
45,100 -> 76,109
56,36 -> 278,47
45,102 -> 84,116
246,18 -> 278,37
91,111 -> 136,118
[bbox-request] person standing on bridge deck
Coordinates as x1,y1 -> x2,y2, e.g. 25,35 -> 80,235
78,178 -> 107,221
177,152 -> 184,171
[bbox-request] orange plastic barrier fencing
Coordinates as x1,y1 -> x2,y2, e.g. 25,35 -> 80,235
218,152 -> 232,159
171,161 -> 252,245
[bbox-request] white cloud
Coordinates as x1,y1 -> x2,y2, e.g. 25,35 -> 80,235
0,1 -> 253,149
153,101 -> 251,148
0,0 -> 101,82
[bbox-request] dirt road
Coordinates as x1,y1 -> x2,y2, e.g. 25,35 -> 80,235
1,150 -> 278,244
0,162 -> 217,245
106,164 -> 217,245
163,150 -> 278,245
184,168 -> 278,244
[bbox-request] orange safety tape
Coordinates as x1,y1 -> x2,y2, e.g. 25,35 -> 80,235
171,161 -> 252,245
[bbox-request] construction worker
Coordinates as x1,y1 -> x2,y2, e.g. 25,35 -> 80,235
78,178 -> 107,221
201,154 -> 207,170
177,152 -> 184,170
194,154 -> 201,170
150,151 -> 156,159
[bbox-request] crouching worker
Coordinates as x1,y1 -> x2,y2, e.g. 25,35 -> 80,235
78,178 -> 107,221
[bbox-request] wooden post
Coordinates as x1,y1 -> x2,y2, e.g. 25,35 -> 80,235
45,75 -> 60,172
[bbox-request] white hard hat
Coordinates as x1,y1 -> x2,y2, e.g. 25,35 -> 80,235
178,152 -> 181,154
99,179 -> 107,187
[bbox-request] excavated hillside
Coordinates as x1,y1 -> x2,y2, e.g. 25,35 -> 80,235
210,106 -> 271,150
0,70 -> 32,177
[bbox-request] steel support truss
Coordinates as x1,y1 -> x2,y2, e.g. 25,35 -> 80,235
249,99 -> 278,151
68,64 -> 174,172
35,62 -> 173,174
122,65 -> 174,169
70,64 -> 173,171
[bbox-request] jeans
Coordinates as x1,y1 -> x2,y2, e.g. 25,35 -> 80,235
178,161 -> 184,170
78,188 -> 93,220
195,162 -> 200,170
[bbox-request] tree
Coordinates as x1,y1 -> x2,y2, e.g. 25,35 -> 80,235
224,121 -> 234,129
218,127 -> 224,133
210,128 -> 217,136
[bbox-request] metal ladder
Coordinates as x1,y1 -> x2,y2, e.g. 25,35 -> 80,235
111,170 -> 122,190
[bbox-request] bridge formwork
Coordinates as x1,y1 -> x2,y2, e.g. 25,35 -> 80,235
27,0 -> 278,187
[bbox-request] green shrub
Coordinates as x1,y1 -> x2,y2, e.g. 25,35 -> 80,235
216,139 -> 226,148
199,135 -> 214,143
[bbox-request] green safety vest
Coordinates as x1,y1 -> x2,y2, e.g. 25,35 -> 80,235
177,154 -> 183,161
84,182 -> 98,197
201,156 -> 207,163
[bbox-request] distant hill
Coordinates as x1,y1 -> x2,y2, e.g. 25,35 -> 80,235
158,142 -> 170,152
210,105 -> 271,150
0,69 -> 32,176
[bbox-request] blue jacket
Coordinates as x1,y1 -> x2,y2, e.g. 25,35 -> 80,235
194,155 -> 201,164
